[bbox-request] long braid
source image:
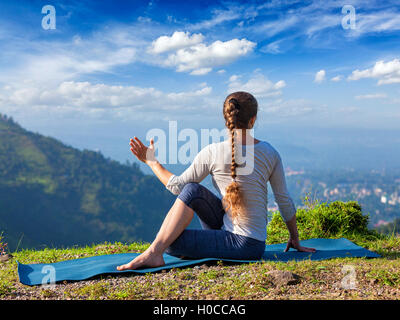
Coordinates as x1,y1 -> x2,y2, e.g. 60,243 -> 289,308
227,98 -> 239,181
222,98 -> 244,221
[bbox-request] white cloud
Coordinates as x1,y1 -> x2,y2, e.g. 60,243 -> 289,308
355,93 -> 387,100
260,40 -> 282,54
348,59 -> 400,85
188,5 -> 258,30
228,73 -> 286,98
0,27 -> 140,87
330,75 -> 342,82
159,36 -> 256,75
353,11 -> 400,36
229,75 -> 240,82
242,2 -> 400,52
189,8 -> 242,30
0,81 -> 213,114
255,15 -> 299,37
314,70 -> 326,83
190,68 -> 212,76
148,31 -> 204,54
305,13 -> 340,37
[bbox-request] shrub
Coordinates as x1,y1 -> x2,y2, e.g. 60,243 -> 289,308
266,198 -> 380,244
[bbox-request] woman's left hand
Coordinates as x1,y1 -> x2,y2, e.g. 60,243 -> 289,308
284,237 -> 317,253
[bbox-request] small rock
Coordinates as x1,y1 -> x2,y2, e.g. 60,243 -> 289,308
266,270 -> 301,286
0,254 -> 13,262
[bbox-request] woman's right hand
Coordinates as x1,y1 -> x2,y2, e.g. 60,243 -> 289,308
130,136 -> 156,165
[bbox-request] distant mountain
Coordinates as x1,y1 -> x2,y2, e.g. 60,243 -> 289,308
0,114 -> 175,251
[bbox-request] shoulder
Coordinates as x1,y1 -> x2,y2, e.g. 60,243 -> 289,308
256,140 -> 281,159
196,141 -> 231,164
196,141 -> 222,159
204,140 -> 230,153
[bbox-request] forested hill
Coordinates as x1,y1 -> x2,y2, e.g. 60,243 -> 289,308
0,114 -> 175,251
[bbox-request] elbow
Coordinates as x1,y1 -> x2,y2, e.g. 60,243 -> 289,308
282,210 -> 296,223
170,187 -> 182,196
165,175 -> 183,195
166,185 -> 182,196
276,198 -> 296,222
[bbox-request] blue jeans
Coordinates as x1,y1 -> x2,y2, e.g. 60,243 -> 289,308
165,183 -> 266,260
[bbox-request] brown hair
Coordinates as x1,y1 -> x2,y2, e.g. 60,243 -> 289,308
222,91 -> 258,221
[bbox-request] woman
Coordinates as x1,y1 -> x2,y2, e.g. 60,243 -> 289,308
117,91 -> 315,271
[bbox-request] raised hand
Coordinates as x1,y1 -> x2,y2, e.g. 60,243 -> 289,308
129,136 -> 156,165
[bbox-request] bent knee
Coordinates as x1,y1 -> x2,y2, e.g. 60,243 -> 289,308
181,182 -> 202,195
177,182 -> 203,207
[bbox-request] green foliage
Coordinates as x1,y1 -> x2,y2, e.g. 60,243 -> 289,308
267,196 -> 381,244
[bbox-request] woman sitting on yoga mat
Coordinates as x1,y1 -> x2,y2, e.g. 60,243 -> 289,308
117,91 -> 315,271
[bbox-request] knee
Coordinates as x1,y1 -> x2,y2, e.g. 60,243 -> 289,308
181,182 -> 202,195
180,182 -> 203,199
178,182 -> 203,207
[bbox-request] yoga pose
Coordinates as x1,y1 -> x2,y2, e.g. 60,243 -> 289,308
117,91 -> 315,271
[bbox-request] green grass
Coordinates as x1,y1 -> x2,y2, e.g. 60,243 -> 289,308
0,236 -> 399,299
1,200 -> 400,300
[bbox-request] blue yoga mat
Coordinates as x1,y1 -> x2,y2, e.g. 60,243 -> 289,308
18,238 -> 380,286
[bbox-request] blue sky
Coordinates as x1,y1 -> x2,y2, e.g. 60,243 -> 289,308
0,0 -> 400,166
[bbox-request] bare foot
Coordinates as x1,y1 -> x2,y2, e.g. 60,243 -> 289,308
116,250 -> 165,271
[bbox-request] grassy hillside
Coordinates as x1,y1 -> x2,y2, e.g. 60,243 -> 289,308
1,200 -> 399,300
0,114 -> 175,250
